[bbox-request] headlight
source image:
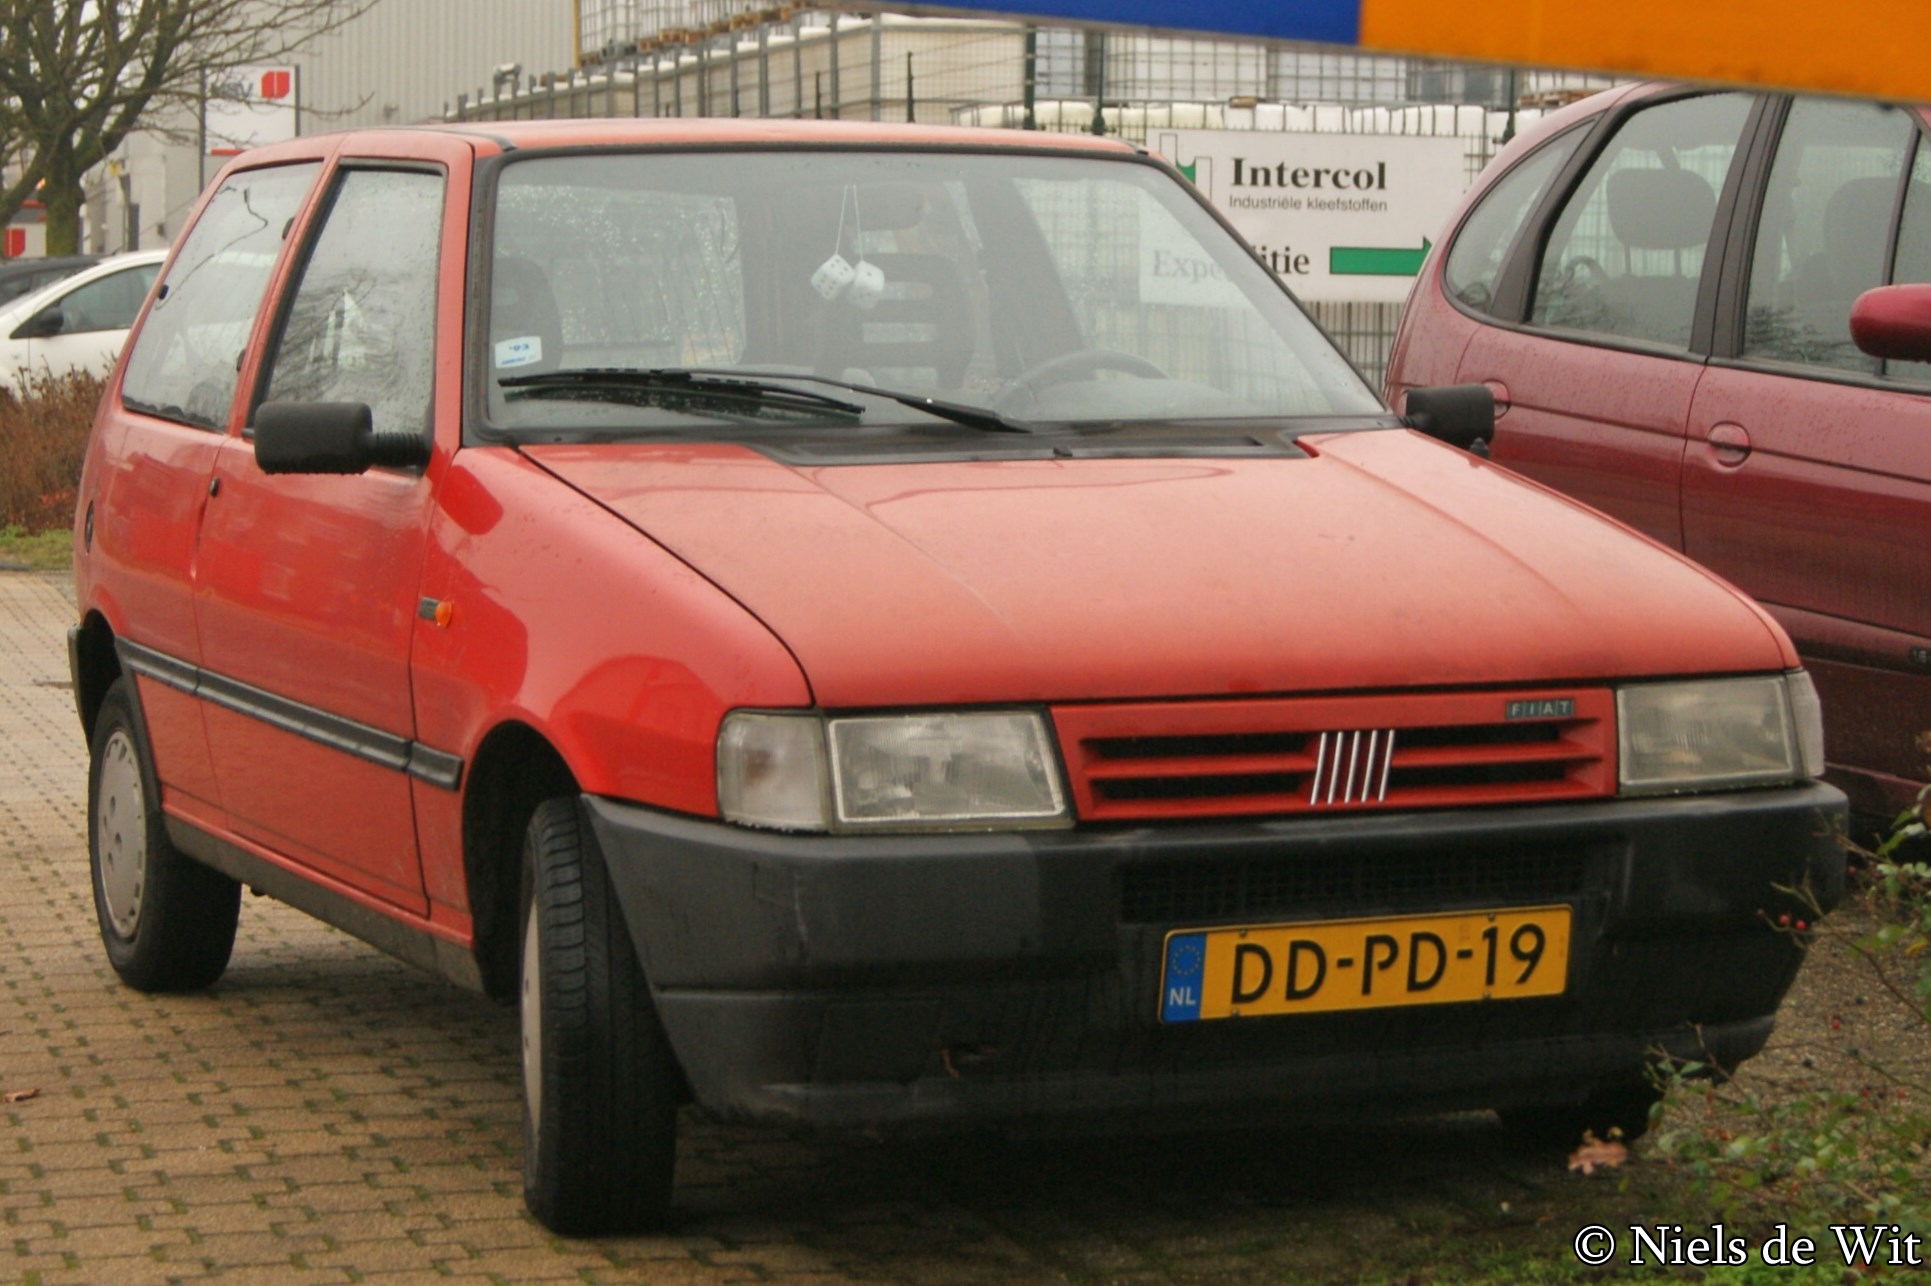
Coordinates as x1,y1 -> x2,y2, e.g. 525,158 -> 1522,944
717,710 -> 1071,832
1617,673 -> 1824,796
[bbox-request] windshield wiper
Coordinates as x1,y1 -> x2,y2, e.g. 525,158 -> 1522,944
690,368 -> 1039,435
498,368 -> 866,420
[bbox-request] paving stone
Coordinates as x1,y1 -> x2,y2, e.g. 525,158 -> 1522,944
0,569 -> 1709,1283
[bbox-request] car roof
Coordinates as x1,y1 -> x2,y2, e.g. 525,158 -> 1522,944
0,254 -> 98,281
228,114 -> 1145,166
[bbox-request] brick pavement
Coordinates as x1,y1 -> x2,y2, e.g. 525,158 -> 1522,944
1,571 -> 1666,1284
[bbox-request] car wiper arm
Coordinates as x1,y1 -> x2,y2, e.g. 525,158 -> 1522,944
498,368 -> 867,419
692,368 -> 1039,435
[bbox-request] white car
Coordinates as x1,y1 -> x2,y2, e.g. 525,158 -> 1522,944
0,249 -> 167,388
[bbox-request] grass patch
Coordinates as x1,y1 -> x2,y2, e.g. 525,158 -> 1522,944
0,524 -> 72,571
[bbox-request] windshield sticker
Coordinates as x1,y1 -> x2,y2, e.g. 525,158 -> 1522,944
495,336 -> 543,369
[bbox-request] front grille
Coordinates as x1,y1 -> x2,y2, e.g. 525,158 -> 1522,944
1119,846 -> 1595,924
1053,689 -> 1614,823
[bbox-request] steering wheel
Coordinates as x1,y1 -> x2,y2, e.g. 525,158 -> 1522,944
1003,347 -> 1168,398
1556,255 -> 1609,293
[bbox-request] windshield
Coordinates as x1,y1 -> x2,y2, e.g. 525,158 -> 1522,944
481,148 -> 1379,436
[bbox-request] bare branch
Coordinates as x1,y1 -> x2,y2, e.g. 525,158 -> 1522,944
0,0 -> 379,252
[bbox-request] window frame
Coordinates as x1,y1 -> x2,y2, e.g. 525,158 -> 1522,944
1451,86 -> 1775,368
1438,120 -> 1591,322
458,142 -> 1386,449
245,159 -> 449,461
119,159 -> 326,433
1703,96 -> 1931,394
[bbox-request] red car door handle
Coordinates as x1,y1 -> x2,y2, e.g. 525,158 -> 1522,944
1706,423 -> 1752,467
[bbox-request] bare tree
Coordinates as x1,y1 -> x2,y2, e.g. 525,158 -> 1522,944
0,0 -> 375,255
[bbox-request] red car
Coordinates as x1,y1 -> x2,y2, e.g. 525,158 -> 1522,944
73,118 -> 1842,1233
1387,83 -> 1931,830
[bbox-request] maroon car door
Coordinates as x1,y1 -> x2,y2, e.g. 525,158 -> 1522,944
99,162 -> 322,826
192,144 -> 462,911
1684,98 -> 1931,819
1460,91 -> 1758,548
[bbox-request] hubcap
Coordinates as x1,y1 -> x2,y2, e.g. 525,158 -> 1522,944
95,728 -> 147,941
521,906 -> 542,1128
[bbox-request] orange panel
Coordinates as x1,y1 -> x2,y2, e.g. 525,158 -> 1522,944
1359,0 -> 1931,102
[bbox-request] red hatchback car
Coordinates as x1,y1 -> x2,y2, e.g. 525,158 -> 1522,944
1387,83 -> 1931,829
73,118 -> 1843,1233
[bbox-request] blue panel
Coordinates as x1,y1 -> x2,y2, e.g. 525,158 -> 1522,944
1160,932 -> 1207,1023
946,1 -> 1362,46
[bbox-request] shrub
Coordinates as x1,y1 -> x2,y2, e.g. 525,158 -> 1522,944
1650,777 -> 1931,1238
0,370 -> 105,533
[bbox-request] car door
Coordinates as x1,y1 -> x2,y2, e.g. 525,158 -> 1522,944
1457,91 -> 1761,547
192,140 -> 461,911
21,259 -> 162,379
96,163 -> 322,821
1684,97 -> 1931,819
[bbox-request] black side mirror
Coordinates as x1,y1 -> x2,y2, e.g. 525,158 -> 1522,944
14,305 -> 64,340
1402,384 -> 1496,456
253,401 -> 431,475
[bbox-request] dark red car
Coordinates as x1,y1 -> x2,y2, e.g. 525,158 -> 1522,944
72,118 -> 1843,1234
1387,83 -> 1931,829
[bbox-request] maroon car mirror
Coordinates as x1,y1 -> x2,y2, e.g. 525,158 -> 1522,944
1849,283 -> 1931,362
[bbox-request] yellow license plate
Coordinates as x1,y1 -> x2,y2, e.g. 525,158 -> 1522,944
1158,906 -> 1571,1022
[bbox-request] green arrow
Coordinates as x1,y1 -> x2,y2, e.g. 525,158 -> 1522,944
1329,238 -> 1430,276
1177,161 -> 1197,183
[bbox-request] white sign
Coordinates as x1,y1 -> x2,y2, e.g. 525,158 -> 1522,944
1153,130 -> 1467,303
206,66 -> 298,156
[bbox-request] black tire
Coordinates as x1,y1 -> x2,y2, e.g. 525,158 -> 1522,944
519,796 -> 681,1234
1498,1078 -> 1664,1148
88,677 -> 241,992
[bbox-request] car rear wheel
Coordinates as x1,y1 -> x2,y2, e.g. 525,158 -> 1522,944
519,796 -> 681,1234
88,677 -> 240,992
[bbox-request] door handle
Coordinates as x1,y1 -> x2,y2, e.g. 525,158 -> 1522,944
1706,423 -> 1751,467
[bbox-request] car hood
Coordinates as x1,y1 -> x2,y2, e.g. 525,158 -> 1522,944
523,430 -> 1794,708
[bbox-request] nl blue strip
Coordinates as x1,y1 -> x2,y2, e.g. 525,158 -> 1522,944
1160,932 -> 1207,1023
948,1 -> 1363,46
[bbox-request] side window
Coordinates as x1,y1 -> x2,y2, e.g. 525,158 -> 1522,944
1743,99 -> 1915,374
1877,139 -> 1931,383
1530,93 -> 1754,349
1443,126 -> 1585,316
40,263 -> 160,335
262,169 -> 444,440
121,163 -> 319,429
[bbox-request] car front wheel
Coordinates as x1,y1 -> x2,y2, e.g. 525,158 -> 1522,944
519,796 -> 681,1234
88,677 -> 240,992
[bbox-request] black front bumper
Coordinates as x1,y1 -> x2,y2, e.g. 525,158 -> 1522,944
585,783 -> 1846,1128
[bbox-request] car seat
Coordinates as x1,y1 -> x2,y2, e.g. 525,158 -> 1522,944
490,256 -> 564,379
1601,166 -> 1717,345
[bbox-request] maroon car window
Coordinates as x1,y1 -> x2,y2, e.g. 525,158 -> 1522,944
121,163 -> 319,430
1530,93 -> 1753,349
262,168 -> 444,441
1743,99 -> 1915,375
1443,126 -> 1585,316
1879,140 -> 1931,383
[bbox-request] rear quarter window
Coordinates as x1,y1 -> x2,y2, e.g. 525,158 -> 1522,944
1443,126 -> 1586,317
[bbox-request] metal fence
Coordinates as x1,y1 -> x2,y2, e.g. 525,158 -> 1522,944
448,13 -> 1610,386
